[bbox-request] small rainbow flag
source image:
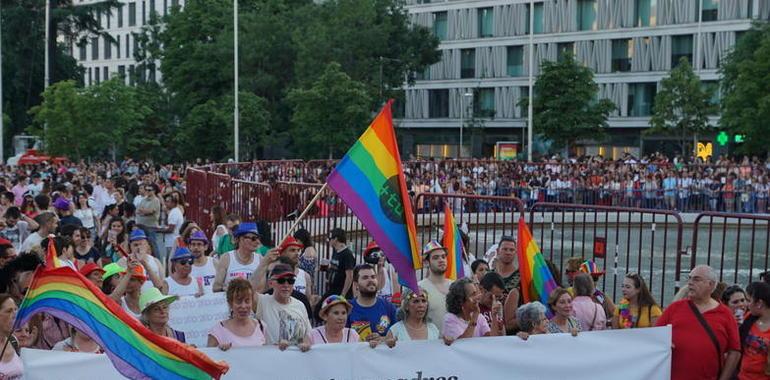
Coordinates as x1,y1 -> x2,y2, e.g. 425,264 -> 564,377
45,235 -> 62,269
442,204 -> 465,280
15,266 -> 228,380
326,100 -> 421,292
517,217 -> 558,305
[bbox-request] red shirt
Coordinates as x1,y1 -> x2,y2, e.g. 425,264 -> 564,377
738,323 -> 770,380
656,300 -> 741,380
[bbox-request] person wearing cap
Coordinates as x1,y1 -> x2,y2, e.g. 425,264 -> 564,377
54,197 -> 82,228
162,247 -> 204,297
347,263 -> 397,347
418,240 -> 453,335
187,230 -> 217,294
253,237 -> 313,299
310,295 -> 360,344
568,259 -> 616,320
80,263 -> 106,288
386,288 -> 440,342
213,222 -> 263,293
254,263 -> 312,351
101,263 -> 127,295
0,237 -> 17,269
117,229 -> 165,292
109,259 -> 149,319
140,287 -> 186,343
207,278 -> 266,350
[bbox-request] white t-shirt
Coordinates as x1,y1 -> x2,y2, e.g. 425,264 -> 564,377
164,207 -> 184,248
191,258 -> 217,294
418,278 -> 453,334
255,293 -> 312,345
20,232 -> 44,254
73,208 -> 97,229
0,221 -> 30,251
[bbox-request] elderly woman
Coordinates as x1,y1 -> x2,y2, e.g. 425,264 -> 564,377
515,302 -> 549,340
0,294 -> 22,378
387,288 -> 440,341
443,278 -> 502,342
207,278 -> 266,350
310,295 -> 359,344
571,273 -> 607,331
140,287 -> 185,343
547,287 -> 581,335
612,273 -> 662,329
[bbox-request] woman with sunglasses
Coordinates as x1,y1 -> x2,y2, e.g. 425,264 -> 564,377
140,287 -> 186,343
612,273 -> 661,329
387,288 -> 440,341
163,247 -> 204,297
311,295 -> 359,344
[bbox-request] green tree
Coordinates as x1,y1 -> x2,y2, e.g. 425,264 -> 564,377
649,57 -> 717,157
720,23 -> 770,155
529,53 -> 615,153
287,62 -> 372,158
28,80 -> 91,157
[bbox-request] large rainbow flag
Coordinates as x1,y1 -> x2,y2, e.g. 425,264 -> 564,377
442,204 -> 465,280
517,217 -> 558,305
14,266 -> 228,380
326,100 -> 421,292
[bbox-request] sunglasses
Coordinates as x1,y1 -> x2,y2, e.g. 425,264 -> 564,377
175,259 -> 194,265
274,277 -> 296,285
241,235 -> 259,242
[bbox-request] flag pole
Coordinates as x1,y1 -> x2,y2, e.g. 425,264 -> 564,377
278,183 -> 329,245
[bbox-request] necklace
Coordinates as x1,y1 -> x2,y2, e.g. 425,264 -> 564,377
405,320 -> 425,330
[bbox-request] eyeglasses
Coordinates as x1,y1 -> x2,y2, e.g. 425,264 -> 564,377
275,277 -> 296,285
241,235 -> 259,242
174,259 -> 194,265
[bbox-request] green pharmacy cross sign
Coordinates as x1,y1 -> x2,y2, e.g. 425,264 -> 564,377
717,131 -> 729,146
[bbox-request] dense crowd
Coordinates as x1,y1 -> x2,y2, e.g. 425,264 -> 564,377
0,157 -> 767,380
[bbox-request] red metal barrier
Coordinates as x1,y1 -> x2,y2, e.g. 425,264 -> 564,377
529,203 -> 684,306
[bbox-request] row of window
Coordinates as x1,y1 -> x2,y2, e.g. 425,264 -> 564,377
77,33 -> 139,62
94,0 -> 180,30
83,64 -> 157,86
424,81 -> 719,118
430,0 -> 731,41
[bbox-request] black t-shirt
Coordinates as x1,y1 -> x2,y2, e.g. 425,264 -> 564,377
59,215 -> 83,228
328,247 -> 355,298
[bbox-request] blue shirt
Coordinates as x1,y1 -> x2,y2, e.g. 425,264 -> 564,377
663,177 -> 677,196
347,297 -> 397,341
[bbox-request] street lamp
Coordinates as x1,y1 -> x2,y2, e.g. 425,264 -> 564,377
233,0 -> 239,162
459,92 -> 473,158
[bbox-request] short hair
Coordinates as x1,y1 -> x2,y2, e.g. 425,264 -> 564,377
2,192 -> 14,203
4,207 -> 20,220
498,235 -> 516,246
573,273 -> 595,297
34,194 -> 50,210
516,302 -> 546,334
471,259 -> 488,273
547,287 -> 571,312
446,278 -> 475,315
163,194 -> 178,204
36,212 -> 57,226
479,272 -> 505,292
293,228 -> 312,248
694,265 -> 718,283
226,278 -> 253,305
329,228 -> 346,243
353,264 -> 375,282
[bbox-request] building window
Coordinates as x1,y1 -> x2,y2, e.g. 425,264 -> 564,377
106,11 -> 111,29
577,0 -> 597,31
142,1 -> 146,25
611,39 -> 632,72
118,65 -> 126,80
520,86 -> 530,117
478,7 -> 494,38
148,64 -> 156,83
526,3 -> 545,34
129,65 -> 135,86
172,0 -> 179,8
635,0 -> 657,27
118,6 -> 123,28
128,2 -> 136,26
133,33 -> 139,59
428,89 -> 449,118
557,42 -> 574,61
701,81 -> 720,107
79,43 -> 87,61
125,34 -> 130,58
628,82 -> 656,116
104,36 -> 112,59
702,0 -> 718,21
103,67 -> 109,81
164,0 -> 168,16
94,66 -> 101,84
116,37 -> 121,59
150,0 -> 156,17
507,46 -> 524,76
460,49 -> 475,79
87,67 -> 92,86
91,37 -> 99,60
433,11 -> 447,41
672,35 -> 693,67
474,88 -> 495,117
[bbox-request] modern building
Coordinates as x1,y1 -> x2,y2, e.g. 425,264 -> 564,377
69,0 -> 185,87
397,0 -> 770,159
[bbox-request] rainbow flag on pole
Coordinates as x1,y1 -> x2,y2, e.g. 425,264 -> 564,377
14,266 -> 228,380
45,235 -> 62,269
517,217 -> 558,305
326,100 -> 421,292
442,204 -> 465,280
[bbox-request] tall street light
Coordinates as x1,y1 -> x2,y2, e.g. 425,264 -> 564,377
233,0 -> 239,162
527,0 -> 534,162
459,92 -> 473,158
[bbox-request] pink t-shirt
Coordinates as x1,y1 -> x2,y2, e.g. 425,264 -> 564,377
208,319 -> 266,348
442,313 -> 491,339
571,296 -> 607,331
310,326 -> 360,345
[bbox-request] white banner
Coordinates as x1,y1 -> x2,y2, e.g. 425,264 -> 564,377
22,326 -> 670,380
167,293 -> 230,347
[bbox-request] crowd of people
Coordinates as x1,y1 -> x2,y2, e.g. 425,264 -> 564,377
0,157 -> 768,380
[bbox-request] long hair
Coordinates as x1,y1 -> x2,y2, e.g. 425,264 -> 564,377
741,282 -> 770,345
626,273 -> 658,308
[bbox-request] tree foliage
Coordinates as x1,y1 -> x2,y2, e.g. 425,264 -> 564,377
649,57 -> 717,157
719,23 -> 770,155
287,62 -> 372,158
530,54 -> 615,151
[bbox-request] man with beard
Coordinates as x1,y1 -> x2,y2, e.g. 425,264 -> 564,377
347,264 -> 397,345
418,241 -> 453,335
255,264 -> 312,351
188,231 -> 217,294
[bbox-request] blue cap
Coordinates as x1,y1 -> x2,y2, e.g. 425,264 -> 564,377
233,222 -> 260,238
170,247 -> 193,261
187,230 -> 209,243
129,229 -> 148,242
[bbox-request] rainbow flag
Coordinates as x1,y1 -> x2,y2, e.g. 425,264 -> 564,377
442,204 -> 465,280
45,236 -> 62,269
15,266 -> 228,380
326,100 -> 421,292
517,217 -> 558,305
